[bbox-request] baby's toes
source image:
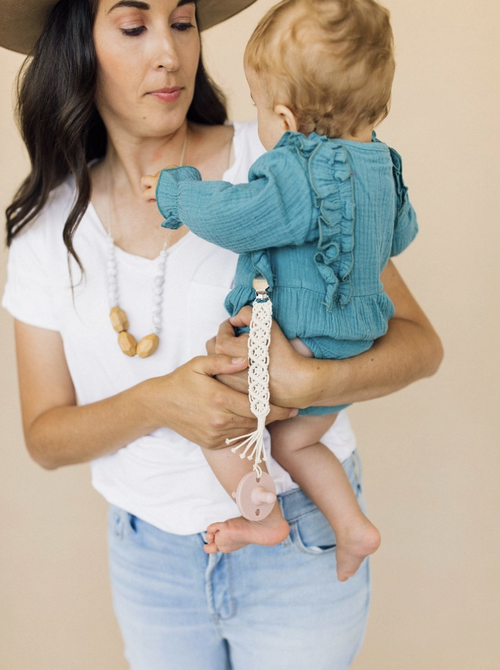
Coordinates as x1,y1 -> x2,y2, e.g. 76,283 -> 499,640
207,522 -> 224,535
203,542 -> 219,554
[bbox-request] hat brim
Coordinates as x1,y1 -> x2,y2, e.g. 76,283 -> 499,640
0,0 -> 257,55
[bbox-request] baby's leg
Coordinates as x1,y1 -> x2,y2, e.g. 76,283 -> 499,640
201,446 -> 289,554
269,415 -> 380,581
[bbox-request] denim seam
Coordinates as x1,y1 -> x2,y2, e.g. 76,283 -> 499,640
283,506 -> 320,524
290,520 -> 337,556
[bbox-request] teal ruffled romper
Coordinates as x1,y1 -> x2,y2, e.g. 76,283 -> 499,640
157,131 -> 418,415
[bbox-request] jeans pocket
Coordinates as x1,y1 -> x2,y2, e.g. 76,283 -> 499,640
291,508 -> 337,555
109,505 -> 138,540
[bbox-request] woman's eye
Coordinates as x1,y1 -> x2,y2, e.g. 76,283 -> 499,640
172,22 -> 194,31
121,26 -> 146,37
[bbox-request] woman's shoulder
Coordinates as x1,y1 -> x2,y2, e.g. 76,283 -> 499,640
187,120 -> 264,183
225,119 -> 266,183
12,178 -> 75,246
231,119 -> 264,159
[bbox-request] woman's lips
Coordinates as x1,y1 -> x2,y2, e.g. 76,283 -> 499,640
149,88 -> 182,102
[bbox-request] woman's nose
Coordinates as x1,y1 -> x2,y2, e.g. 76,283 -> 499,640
153,37 -> 180,72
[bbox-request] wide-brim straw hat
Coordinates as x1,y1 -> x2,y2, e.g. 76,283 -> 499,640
0,0 -> 257,54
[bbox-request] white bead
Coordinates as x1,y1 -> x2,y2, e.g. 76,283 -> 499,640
105,227 -> 167,351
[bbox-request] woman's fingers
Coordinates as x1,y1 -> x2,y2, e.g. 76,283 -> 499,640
210,316 -> 249,357
214,369 -> 248,394
228,305 -> 252,329
192,352 -> 248,377
148,355 -> 253,449
148,354 -> 295,450
210,308 -> 307,410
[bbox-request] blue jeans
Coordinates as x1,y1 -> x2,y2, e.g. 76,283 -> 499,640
108,451 -> 370,670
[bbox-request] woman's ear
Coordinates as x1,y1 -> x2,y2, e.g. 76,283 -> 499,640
274,104 -> 299,133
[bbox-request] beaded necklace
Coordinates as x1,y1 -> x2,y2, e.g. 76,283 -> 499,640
106,131 -> 188,358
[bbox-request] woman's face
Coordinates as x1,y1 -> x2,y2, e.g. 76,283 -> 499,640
93,0 -> 200,139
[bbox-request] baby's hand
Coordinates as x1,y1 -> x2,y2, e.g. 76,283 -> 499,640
141,165 -> 179,203
141,171 -> 160,203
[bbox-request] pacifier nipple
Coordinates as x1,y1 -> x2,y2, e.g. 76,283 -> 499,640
251,487 -> 277,505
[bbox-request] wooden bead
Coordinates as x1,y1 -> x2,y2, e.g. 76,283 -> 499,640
136,334 -> 159,358
110,307 -> 129,333
118,331 -> 137,356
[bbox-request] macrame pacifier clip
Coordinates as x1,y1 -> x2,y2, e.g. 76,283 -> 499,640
226,276 -> 277,521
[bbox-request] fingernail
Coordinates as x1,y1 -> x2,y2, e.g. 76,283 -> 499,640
232,357 -> 246,364
289,409 -> 299,418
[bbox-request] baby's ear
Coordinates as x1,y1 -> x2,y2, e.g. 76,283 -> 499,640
274,105 -> 299,133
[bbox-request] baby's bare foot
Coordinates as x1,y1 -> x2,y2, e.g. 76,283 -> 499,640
335,518 -> 381,582
203,505 -> 289,554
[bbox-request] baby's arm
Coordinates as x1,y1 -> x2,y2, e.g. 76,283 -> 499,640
146,149 -> 316,254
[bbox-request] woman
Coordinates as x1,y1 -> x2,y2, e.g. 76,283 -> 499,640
1,1 -> 443,669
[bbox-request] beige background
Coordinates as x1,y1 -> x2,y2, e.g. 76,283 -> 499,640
1,0 -> 499,668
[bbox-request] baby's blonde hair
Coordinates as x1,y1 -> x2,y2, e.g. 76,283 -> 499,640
245,0 -> 395,137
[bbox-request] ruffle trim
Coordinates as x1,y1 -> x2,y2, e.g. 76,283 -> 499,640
372,136 -> 418,256
157,166 -> 201,229
225,285 -> 394,358
274,131 -> 356,310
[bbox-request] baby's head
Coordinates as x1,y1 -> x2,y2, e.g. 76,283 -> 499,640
244,0 -> 395,148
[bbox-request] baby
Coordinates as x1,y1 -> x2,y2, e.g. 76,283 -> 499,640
142,0 -> 418,581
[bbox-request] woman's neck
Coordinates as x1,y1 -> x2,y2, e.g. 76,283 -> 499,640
103,121 -> 190,198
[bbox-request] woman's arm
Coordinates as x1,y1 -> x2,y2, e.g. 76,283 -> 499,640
14,321 -> 294,470
210,260 -> 443,408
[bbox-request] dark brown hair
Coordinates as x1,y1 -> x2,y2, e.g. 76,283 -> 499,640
5,0 -> 227,270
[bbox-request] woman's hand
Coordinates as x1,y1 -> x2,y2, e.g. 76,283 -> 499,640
144,353 -> 296,450
15,321 -> 295,470
211,261 -> 443,409
208,308 -> 312,408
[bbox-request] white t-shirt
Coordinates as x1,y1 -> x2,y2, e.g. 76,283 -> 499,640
2,120 -> 356,534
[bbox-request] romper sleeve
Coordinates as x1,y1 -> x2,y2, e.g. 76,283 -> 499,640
2,215 -> 60,331
389,147 -> 419,256
156,148 -> 315,254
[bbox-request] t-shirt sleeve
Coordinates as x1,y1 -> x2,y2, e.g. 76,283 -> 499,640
389,147 -> 419,256
2,217 -> 60,331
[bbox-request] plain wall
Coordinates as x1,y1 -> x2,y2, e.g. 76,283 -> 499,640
1,1 -> 499,667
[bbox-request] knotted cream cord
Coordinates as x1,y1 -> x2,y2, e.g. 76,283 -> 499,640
225,277 -> 272,479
